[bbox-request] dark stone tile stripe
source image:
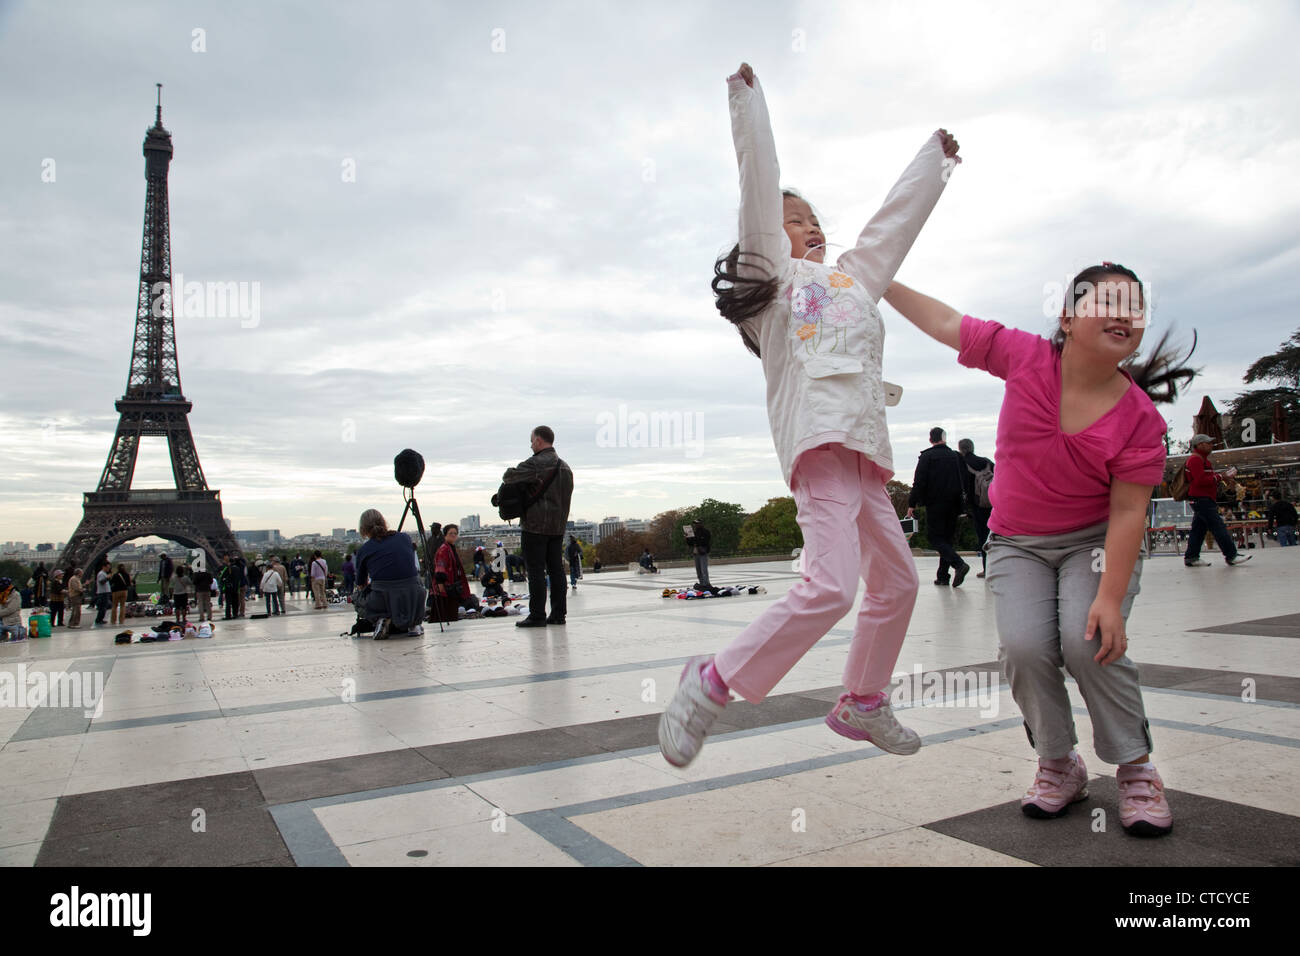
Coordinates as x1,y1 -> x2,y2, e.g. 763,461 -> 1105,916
1136,662 -> 1300,705
10,656 -> 117,742
514,810 -> 642,866
1192,612 -> 1300,639
924,777 -> 1300,866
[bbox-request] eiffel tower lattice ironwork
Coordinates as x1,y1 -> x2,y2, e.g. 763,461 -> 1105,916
59,88 -> 241,574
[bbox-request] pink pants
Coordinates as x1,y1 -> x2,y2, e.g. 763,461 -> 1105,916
715,444 -> 919,703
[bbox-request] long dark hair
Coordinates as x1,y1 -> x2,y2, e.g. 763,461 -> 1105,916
712,189 -> 809,358
1053,263 -> 1198,405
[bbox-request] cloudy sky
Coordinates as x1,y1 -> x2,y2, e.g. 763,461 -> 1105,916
2,0 -> 1297,545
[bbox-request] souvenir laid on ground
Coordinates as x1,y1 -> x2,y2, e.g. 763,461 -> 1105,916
663,585 -> 767,600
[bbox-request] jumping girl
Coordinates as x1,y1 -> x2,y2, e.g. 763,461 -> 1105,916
882,265 -> 1195,836
658,62 -> 960,767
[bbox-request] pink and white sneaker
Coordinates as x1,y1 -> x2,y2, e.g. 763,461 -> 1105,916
1021,752 -> 1089,818
1117,763 -> 1173,837
658,656 -> 729,768
825,692 -> 921,755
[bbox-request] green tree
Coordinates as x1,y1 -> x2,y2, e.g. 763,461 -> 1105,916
596,528 -> 649,565
0,559 -> 31,583
738,497 -> 801,553
647,508 -> 689,558
1226,328 -> 1300,444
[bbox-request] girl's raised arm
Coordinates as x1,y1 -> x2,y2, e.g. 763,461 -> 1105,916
881,280 -> 963,351
728,63 -> 790,277
838,130 -> 959,303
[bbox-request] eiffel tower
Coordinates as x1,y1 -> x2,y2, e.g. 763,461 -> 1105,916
59,87 -> 241,574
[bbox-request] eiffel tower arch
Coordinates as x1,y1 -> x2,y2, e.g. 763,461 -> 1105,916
59,87 -> 241,575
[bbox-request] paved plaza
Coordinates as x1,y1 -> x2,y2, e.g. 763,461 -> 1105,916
2,549 -> 1297,868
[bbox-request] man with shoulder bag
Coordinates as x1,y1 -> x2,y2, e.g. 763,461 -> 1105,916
498,426 -> 574,628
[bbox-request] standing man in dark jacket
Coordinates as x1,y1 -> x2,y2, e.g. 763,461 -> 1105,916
1267,492 -> 1298,547
957,438 -> 994,579
690,521 -> 713,590
504,426 -> 574,628
907,427 -> 971,587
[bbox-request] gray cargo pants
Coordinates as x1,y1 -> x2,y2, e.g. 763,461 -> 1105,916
986,521 -> 1154,765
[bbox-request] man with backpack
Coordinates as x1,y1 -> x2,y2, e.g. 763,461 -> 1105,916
501,426 -> 574,628
958,438 -> 995,579
907,427 -> 971,587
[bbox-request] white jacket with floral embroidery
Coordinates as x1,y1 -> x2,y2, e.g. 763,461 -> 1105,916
729,74 -> 953,485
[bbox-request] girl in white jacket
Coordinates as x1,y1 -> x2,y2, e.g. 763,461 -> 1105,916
660,62 -> 960,767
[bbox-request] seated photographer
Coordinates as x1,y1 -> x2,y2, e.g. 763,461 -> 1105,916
354,508 -> 427,639
638,548 -> 659,573
433,525 -> 481,618
480,565 -> 506,600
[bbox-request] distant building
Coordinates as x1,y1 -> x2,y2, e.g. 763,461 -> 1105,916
599,516 -> 625,542
237,530 -> 281,545
461,514 -> 481,532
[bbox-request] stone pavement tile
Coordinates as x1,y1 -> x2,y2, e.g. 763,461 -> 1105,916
926,777 -> 1300,866
466,756 -> 683,815
629,727 -> 835,782
771,739 -> 1034,826
0,798 -> 57,850
63,756 -> 251,797
571,777 -> 912,866
765,826 -> 1037,867
1192,613 -> 1300,638
559,713 -> 661,752
0,736 -> 83,785
314,785 -> 497,846
233,855 -> 295,866
1209,707 -> 1300,739
36,807 -> 290,867
1158,739 -> 1300,817
1136,663 -> 1243,688
0,842 -> 40,866
340,817 -> 579,866
1170,676 -> 1300,705
45,771 -> 264,838
414,726 -> 605,778
711,695 -> 830,729
254,749 -> 448,804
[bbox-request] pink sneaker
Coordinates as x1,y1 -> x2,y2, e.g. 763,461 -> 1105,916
1117,763 -> 1173,837
825,693 -> 921,755
1020,753 -> 1089,818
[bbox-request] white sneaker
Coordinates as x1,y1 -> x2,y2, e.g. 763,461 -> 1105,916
1227,555 -> 1252,566
658,656 -> 729,768
825,693 -> 922,755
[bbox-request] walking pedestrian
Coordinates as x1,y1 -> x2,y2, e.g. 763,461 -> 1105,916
1183,435 -> 1251,567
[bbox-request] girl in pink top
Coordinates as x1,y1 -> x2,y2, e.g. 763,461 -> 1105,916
884,264 -> 1196,837
658,61 -> 961,770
